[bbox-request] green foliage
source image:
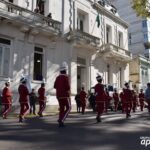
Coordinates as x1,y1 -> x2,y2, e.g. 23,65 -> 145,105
132,0 -> 150,17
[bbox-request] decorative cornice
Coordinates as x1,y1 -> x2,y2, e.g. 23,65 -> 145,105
92,2 -> 128,28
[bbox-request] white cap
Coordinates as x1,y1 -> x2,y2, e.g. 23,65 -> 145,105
20,77 -> 27,83
5,78 -> 11,84
124,82 -> 129,89
60,61 -> 68,71
81,82 -> 85,88
42,78 -> 46,84
96,73 -> 102,80
20,74 -> 27,83
124,81 -> 129,86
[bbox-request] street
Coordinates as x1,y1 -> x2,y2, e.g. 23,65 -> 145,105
0,110 -> 150,150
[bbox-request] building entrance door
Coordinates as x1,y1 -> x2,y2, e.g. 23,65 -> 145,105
77,66 -> 86,93
77,57 -> 87,93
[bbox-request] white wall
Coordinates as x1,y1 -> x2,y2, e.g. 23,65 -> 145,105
0,0 -> 130,106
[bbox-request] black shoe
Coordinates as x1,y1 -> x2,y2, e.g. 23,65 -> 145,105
96,117 -> 101,123
126,114 -> 131,118
19,116 -> 23,123
38,113 -> 43,117
59,121 -> 65,127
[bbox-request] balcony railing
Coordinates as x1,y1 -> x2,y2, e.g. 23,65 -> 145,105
68,30 -> 100,47
0,0 -> 61,34
100,43 -> 132,60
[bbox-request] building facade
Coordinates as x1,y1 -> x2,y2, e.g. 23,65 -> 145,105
111,0 -> 150,90
0,0 -> 131,108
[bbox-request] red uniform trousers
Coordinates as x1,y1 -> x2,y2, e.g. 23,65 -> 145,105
139,99 -> 144,111
105,99 -> 110,113
125,101 -> 132,115
81,101 -> 86,114
121,100 -> 126,113
38,101 -> 46,115
139,93 -> 144,111
2,103 -> 11,118
132,101 -> 137,112
19,103 -> 29,118
114,100 -> 119,111
96,101 -> 105,117
58,97 -> 71,122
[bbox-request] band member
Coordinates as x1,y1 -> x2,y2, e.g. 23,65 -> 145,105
120,89 -> 125,113
18,76 -> 30,122
139,89 -> 145,111
54,62 -> 71,127
131,90 -> 138,112
113,89 -> 119,112
75,93 -> 81,113
94,74 -> 106,122
79,83 -> 87,114
2,78 -> 12,119
124,83 -> 132,118
38,80 -> 46,117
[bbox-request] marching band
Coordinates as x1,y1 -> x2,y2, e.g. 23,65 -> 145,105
1,62 -> 150,127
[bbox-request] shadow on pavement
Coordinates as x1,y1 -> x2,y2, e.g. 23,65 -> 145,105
0,111 -> 150,150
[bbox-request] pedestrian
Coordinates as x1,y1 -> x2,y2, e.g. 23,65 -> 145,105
38,80 -> 46,117
89,92 -> 96,112
120,89 -> 125,113
29,88 -> 37,115
105,88 -> 112,113
34,6 -> 40,13
131,90 -> 138,112
75,93 -> 81,113
144,83 -> 150,113
47,13 -> 53,26
139,89 -> 145,111
47,13 -> 52,19
124,82 -> 132,118
94,74 -> 106,122
54,62 -> 71,127
79,84 -> 87,114
18,76 -> 30,122
2,78 -> 12,119
113,88 -> 119,112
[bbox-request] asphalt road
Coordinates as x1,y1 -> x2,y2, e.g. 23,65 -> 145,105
0,110 -> 150,150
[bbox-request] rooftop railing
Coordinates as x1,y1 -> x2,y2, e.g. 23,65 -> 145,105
69,30 -> 100,47
0,0 -> 61,34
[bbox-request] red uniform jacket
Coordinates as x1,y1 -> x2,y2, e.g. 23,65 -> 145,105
94,83 -> 105,102
54,74 -> 70,98
105,91 -> 112,102
139,93 -> 144,102
38,87 -> 46,101
80,90 -> 87,104
132,93 -> 137,102
124,89 -> 132,102
18,84 -> 29,103
113,93 -> 119,102
2,87 -> 12,104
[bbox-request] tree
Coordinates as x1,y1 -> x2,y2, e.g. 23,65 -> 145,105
132,0 -> 150,17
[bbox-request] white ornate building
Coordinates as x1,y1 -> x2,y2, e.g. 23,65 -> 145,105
111,0 -> 150,91
0,0 -> 131,108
